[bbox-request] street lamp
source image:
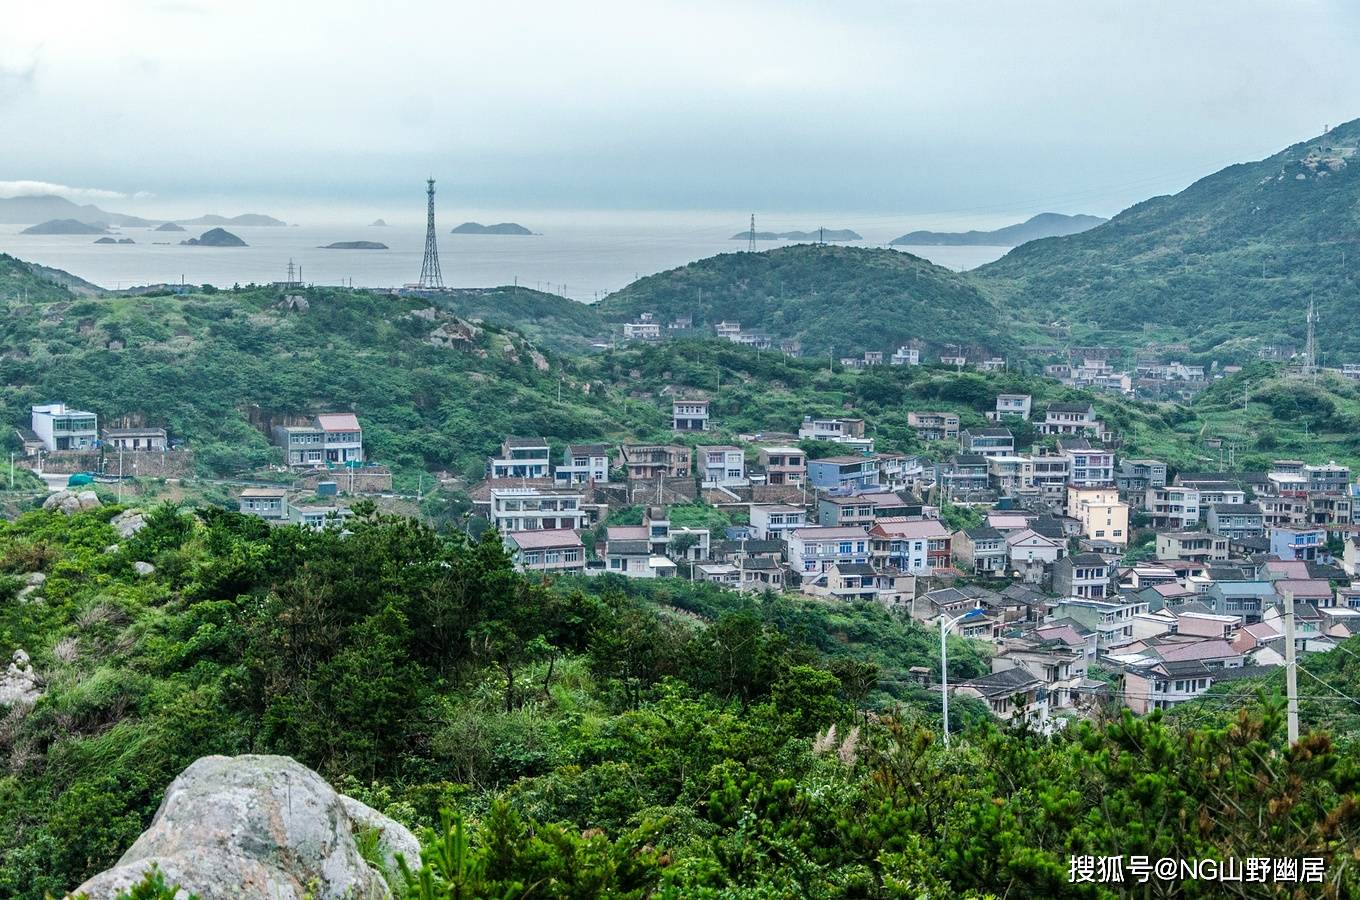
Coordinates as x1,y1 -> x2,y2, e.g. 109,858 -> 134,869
939,609 -> 976,748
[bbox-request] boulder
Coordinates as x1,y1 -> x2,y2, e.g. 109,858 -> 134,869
340,795 -> 422,890
132,561 -> 156,577
43,489 -> 102,515
0,649 -> 42,707
68,754 -> 416,900
111,509 -> 148,538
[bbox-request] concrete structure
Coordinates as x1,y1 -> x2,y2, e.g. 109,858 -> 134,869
1144,485 -> 1200,530
620,444 -> 691,480
749,504 -> 807,541
238,487 -> 288,521
1066,486 -> 1129,546
1269,526 -> 1325,562
993,394 -> 1032,421
30,403 -> 98,452
1052,553 -> 1114,600
488,436 -> 551,480
955,526 -> 1008,575
960,427 -> 1015,458
102,427 -> 168,452
1039,401 -> 1099,436
1051,596 -> 1147,652
1117,458 -> 1168,493
787,526 -> 871,576
757,446 -> 806,485
489,487 -> 586,533
554,444 -> 611,485
807,456 -> 879,492
672,398 -> 710,432
507,530 -> 586,574
1206,503 -> 1265,540
1155,531 -> 1229,563
1061,441 -> 1115,487
797,417 -> 872,452
697,445 -> 747,487
907,411 -> 960,441
869,518 -> 951,574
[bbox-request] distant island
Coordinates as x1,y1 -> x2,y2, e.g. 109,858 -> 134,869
370,219 -> 388,227
21,218 -> 109,235
731,228 -> 863,242
180,228 -> 247,247
320,241 -> 388,250
154,222 -> 187,232
889,212 -> 1106,246
175,213 -> 287,227
94,237 -> 136,244
0,195 -> 152,227
451,222 -> 535,235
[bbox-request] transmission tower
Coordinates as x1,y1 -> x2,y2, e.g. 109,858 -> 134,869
418,178 -> 445,290
748,213 -> 757,252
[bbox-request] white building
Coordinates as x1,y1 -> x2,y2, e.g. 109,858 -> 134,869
554,443 -> 611,485
30,403 -> 98,452
490,487 -> 587,533
697,445 -> 747,487
787,526 -> 871,576
749,504 -> 808,541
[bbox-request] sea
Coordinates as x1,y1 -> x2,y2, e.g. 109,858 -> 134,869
0,216 -> 1010,302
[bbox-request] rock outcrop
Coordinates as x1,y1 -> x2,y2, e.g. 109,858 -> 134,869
43,489 -> 101,515
0,649 -> 42,707
111,509 -> 148,538
69,754 -> 417,899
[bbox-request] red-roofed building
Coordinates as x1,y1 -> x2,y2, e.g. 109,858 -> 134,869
869,517 -> 952,574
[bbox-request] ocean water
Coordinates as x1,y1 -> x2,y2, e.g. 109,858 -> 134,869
0,219 -> 1010,302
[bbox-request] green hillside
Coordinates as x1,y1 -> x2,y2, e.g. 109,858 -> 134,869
595,244 -> 1008,356
0,253 -> 80,303
426,285 -> 606,353
976,118 -> 1360,359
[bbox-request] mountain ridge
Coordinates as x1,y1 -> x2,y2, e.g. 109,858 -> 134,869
891,212 -> 1106,246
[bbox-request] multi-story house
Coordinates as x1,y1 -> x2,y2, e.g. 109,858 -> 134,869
1206,502 -> 1265,540
907,411 -> 960,441
1052,553 -> 1115,600
30,403 -> 98,452
697,445 -> 747,487
1257,493 -> 1308,529
787,526 -> 872,575
993,394 -> 1032,421
487,436 -> 550,480
672,398 -> 710,432
505,530 -> 587,574
992,638 -> 1085,710
869,518 -> 951,574
273,413 -> 365,467
1006,528 -> 1065,582
890,346 -> 921,366
1030,453 -> 1071,502
1117,458 -> 1168,494
938,455 -> 991,500
1155,531 -> 1229,563
758,446 -> 806,485
987,455 -> 1035,496
1067,486 -> 1128,546
554,443 -> 611,485
1269,526 -> 1325,562
1060,440 -> 1115,487
1121,659 -> 1216,713
622,318 -> 661,341
489,487 -> 587,533
749,504 -> 807,541
873,453 -> 925,491
102,426 -> 169,452
1051,595 -> 1146,651
797,416 -> 873,452
1144,485 -> 1200,530
1173,475 -> 1245,507
807,455 -> 879,492
288,503 -> 355,530
621,444 -> 691,480
954,668 -> 1050,726
1303,462 -> 1351,494
960,427 -> 1015,458
818,491 -> 922,527
1038,401 -> 1100,436
954,526 -> 1008,576
238,487 -> 288,521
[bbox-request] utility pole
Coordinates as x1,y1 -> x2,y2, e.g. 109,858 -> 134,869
117,447 -> 124,505
8,451 -> 13,489
1284,588 -> 1299,745
940,617 -> 951,747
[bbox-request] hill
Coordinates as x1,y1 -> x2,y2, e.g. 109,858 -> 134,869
976,118 -> 1360,359
423,285 -> 606,353
450,221 -> 534,235
180,227 -> 247,247
319,240 -> 388,250
595,244 -> 1008,355
0,194 -> 153,227
891,212 -> 1106,246
175,213 -> 287,227
0,253 -> 103,301
19,218 -> 108,235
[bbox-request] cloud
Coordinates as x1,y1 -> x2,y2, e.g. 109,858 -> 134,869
0,180 -> 152,202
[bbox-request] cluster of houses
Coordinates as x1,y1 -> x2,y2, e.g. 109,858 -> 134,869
466,391 -> 1360,730
17,403 -> 171,457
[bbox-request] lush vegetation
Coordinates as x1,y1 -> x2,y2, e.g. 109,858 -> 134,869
1,505 -> 1357,898
595,244 -> 1008,356
426,286 -> 606,354
975,118 -> 1360,360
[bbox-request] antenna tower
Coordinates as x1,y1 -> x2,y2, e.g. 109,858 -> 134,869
1305,295 -> 1318,374
748,214 -> 757,252
418,178 -> 445,290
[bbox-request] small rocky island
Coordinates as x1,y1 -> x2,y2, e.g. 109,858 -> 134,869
94,237 -> 136,244
369,218 -> 388,227
21,218 -> 108,235
154,222 -> 187,232
180,227 -> 247,247
451,221 -> 535,235
320,241 -> 388,250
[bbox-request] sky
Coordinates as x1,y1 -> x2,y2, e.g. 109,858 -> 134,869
4,0 -> 1360,227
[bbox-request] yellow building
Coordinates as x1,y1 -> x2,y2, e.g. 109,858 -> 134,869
1066,486 -> 1129,546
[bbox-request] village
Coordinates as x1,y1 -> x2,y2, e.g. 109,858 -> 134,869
16,362 -> 1360,735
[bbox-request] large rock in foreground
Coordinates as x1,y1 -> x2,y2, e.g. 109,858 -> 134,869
69,755 -> 417,899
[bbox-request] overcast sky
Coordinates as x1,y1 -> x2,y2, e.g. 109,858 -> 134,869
4,0 -> 1360,225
